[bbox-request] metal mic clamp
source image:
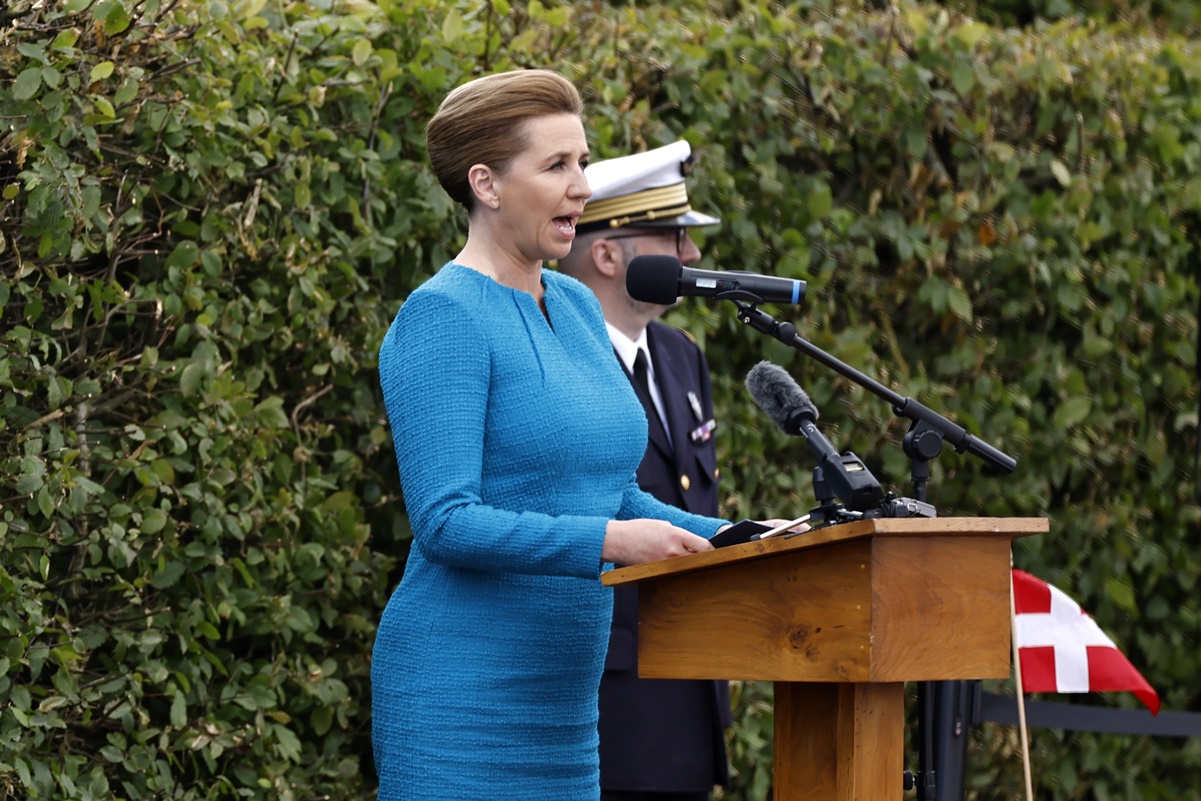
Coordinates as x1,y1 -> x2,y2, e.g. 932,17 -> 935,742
873,495 -> 938,519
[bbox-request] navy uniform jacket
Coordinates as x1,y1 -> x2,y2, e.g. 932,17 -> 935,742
599,320 -> 732,793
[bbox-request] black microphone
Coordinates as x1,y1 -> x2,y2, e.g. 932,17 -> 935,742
745,361 -> 885,512
626,254 -> 806,306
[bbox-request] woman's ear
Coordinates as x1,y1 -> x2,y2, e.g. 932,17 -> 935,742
468,164 -> 500,209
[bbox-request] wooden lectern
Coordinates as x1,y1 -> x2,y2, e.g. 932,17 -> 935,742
602,517 -> 1047,801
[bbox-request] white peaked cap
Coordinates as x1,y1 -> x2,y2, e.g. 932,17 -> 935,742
578,140 -> 720,232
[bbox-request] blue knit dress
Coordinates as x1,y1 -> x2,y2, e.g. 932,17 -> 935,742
372,263 -> 726,801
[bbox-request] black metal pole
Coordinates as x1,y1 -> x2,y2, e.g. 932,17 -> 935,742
931,680 -> 976,800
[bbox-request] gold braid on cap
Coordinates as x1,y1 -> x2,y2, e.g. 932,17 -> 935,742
578,183 -> 691,228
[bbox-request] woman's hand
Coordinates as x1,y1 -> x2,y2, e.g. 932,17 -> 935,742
602,519 -> 714,566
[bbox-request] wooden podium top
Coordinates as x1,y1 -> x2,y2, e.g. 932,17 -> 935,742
602,516 -> 1048,586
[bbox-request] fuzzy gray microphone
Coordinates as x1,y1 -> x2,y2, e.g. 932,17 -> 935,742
744,361 -> 817,436
745,360 -> 886,512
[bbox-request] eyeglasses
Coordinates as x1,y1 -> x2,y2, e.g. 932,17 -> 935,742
605,227 -> 689,260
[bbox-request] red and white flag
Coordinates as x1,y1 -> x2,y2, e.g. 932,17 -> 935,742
1011,569 -> 1159,715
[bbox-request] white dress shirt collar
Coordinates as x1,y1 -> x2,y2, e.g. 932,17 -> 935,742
606,323 -> 671,444
606,322 -> 649,375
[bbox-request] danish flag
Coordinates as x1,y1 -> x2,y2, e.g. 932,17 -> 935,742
1011,569 -> 1159,715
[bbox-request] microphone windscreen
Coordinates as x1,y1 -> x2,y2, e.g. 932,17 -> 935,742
745,361 -> 818,434
626,254 -> 682,305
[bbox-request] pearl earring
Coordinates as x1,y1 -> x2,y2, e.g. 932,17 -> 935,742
491,198 -> 499,208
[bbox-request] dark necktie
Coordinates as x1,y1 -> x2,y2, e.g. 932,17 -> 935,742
632,349 -> 668,446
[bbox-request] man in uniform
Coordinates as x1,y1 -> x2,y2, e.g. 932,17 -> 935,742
557,140 -> 730,801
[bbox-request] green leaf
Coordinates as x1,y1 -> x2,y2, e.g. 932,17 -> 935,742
237,0 -> 267,17
52,28 -> 80,49
352,38 -> 373,66
543,6 -> 568,25
955,22 -> 989,48
1052,395 -> 1092,428
47,375 -> 72,408
104,4 -> 132,35
12,68 -> 43,101
142,508 -> 168,535
13,757 -> 31,788
90,61 -> 116,82
71,474 -> 107,496
151,458 -> 175,485
82,184 -> 101,218
323,491 -> 356,513
99,744 -> 125,763
1050,159 -> 1071,187
253,396 -> 289,428
195,620 -> 220,640
180,361 -> 206,396
807,180 -> 833,220
952,63 -> 974,96
37,487 -> 54,518
164,241 -> 199,270
311,704 -> 333,735
946,285 -> 973,322
17,42 -> 47,63
273,723 -> 302,762
16,456 -> 46,494
904,128 -> 927,157
1105,577 -> 1136,614
114,78 -> 139,106
987,142 -> 1016,163
170,689 -> 187,727
241,679 -> 277,710
150,560 -> 185,589
441,9 -> 464,43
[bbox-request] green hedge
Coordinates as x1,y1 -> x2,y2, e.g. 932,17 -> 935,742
2,1 -> 1198,799
1,3 -> 414,797
958,0 -> 1201,32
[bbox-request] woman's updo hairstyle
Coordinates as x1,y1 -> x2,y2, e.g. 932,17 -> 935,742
426,69 -> 583,211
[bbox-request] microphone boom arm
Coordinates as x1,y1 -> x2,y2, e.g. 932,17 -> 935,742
734,303 -> 1017,475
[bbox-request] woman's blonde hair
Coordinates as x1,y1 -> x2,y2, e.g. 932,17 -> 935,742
426,69 -> 583,210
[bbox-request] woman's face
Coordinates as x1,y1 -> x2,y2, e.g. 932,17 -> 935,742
492,113 -> 591,263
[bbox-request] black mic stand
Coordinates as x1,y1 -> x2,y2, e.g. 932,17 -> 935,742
732,300 -> 1017,801
901,422 -> 980,801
